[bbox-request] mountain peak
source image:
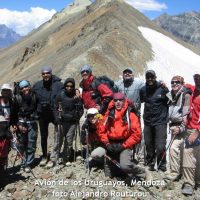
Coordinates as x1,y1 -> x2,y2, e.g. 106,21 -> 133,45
0,0 -> 199,85
74,0 -> 92,5
154,11 -> 200,48
0,24 -> 21,48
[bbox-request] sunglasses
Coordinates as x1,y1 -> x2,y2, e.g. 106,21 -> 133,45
87,114 -> 96,119
114,99 -> 124,102
146,75 -> 155,79
42,72 -> 51,75
81,70 -> 90,74
171,81 -> 181,85
65,85 -> 74,88
20,85 -> 29,89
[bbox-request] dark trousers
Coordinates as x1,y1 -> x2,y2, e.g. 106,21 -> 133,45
144,124 -> 167,169
39,113 -> 58,158
50,122 -> 77,162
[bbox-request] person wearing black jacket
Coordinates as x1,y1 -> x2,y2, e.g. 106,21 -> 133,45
140,70 -> 169,172
32,66 -> 63,167
47,78 -> 84,168
13,80 -> 39,173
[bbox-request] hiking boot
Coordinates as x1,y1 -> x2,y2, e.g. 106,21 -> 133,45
58,158 -> 63,165
182,183 -> 194,195
158,166 -> 166,172
46,160 -> 55,169
164,172 -> 181,181
40,157 -> 48,167
104,163 -> 112,178
24,166 -> 31,173
148,165 -> 155,171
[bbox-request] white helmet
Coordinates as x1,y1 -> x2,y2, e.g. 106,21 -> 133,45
87,108 -> 99,116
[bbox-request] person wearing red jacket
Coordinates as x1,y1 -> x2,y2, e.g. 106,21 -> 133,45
79,64 -> 113,114
96,92 -> 147,179
181,74 -> 200,195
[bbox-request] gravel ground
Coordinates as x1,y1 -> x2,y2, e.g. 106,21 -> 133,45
0,122 -> 200,200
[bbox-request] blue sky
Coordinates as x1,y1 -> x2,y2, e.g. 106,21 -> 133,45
143,0 -> 200,19
0,0 -> 199,35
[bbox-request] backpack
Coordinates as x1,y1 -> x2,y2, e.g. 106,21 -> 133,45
91,76 -> 117,93
168,87 -> 191,122
13,82 -> 20,96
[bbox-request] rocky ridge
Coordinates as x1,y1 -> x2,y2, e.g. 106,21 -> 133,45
154,11 -> 200,48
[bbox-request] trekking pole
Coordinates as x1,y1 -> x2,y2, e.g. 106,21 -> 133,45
11,132 -> 37,179
12,154 -> 18,167
104,154 -> 160,199
73,125 -> 78,162
57,102 -> 63,166
85,128 -> 90,175
77,122 -> 84,159
11,132 -> 19,167
157,134 -> 176,171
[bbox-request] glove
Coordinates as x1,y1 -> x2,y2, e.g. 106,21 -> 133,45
111,143 -> 124,154
106,143 -> 114,153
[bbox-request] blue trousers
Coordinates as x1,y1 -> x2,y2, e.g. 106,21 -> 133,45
17,122 -> 38,166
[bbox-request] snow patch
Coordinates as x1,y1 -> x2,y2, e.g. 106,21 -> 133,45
138,26 -> 200,87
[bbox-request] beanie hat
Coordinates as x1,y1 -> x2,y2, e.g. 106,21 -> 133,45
80,64 -> 92,73
113,92 -> 125,100
145,70 -> 156,77
171,75 -> 184,84
41,66 -> 52,73
19,80 -> 30,89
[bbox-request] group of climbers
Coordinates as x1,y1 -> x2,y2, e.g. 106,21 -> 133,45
0,64 -> 199,196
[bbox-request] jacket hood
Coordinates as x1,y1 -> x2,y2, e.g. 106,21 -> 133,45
52,75 -> 62,83
64,78 -> 75,87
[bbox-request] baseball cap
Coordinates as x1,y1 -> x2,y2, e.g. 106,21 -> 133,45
123,68 -> 134,73
1,83 -> 12,91
87,108 -> 99,117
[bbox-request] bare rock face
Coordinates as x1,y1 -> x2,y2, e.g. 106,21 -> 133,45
154,12 -> 200,48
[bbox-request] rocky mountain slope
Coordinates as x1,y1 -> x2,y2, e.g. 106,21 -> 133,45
154,11 -> 200,48
0,24 -> 21,48
1,0 -> 198,85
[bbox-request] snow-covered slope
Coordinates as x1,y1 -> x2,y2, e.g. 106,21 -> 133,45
139,27 -> 200,87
